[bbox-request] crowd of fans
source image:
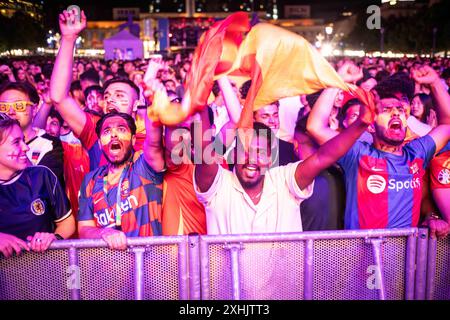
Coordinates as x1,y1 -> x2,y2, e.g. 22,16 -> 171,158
1,8 -> 450,257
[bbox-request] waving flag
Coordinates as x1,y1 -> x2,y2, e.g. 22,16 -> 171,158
148,12 -> 250,125
214,20 -> 375,130
150,12 -> 375,130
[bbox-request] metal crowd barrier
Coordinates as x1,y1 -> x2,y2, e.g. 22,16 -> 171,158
0,228 -> 447,300
198,228 -> 423,300
0,236 -> 190,300
426,235 -> 450,300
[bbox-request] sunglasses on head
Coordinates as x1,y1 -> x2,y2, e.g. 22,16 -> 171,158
0,100 -> 33,113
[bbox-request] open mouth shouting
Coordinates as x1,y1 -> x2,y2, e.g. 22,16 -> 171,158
388,119 -> 404,133
109,140 -> 123,155
106,106 -> 118,114
242,164 -> 260,179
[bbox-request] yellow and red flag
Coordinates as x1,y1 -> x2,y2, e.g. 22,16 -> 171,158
150,12 -> 375,130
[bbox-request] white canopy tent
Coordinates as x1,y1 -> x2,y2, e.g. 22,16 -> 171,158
103,29 -> 144,60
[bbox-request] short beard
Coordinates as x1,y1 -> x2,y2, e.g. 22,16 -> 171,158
104,147 -> 133,168
375,125 -> 405,147
378,132 -> 405,147
382,137 -> 404,147
236,170 -> 264,189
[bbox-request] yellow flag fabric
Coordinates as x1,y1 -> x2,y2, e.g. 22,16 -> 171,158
214,21 -> 375,130
149,12 -> 375,130
147,12 -> 249,125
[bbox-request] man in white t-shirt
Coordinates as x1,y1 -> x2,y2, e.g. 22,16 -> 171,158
193,96 -> 373,235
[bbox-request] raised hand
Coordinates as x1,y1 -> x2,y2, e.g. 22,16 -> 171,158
59,8 -> 87,41
143,57 -> 163,84
411,65 -> 440,86
338,62 -> 364,84
142,78 -> 166,104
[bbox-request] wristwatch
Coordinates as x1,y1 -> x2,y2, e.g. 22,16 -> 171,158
54,233 -> 64,240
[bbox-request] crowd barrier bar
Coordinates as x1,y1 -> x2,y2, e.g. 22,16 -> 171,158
426,238 -> 437,300
415,228 -> 429,300
2,228 -> 448,300
426,234 -> 450,300
199,228 -> 419,300
0,236 -> 190,300
188,234 -> 201,300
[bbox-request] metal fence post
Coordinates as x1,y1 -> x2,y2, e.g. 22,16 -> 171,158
187,234 -> 201,300
415,228 -> 429,300
426,237 -> 437,300
405,232 -> 417,300
68,247 -> 80,300
199,238 -> 210,300
366,237 -> 386,300
304,239 -> 314,300
224,243 -> 243,300
130,247 -> 145,300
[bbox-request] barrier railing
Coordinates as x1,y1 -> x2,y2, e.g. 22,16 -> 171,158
0,236 -> 190,300
199,228 -> 421,300
0,228 -> 447,300
426,235 -> 450,300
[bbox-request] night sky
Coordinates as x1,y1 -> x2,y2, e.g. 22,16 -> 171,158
39,0 -> 383,29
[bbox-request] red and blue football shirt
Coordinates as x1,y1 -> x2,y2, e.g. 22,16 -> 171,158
430,142 -> 450,190
337,135 -> 436,229
78,154 -> 164,236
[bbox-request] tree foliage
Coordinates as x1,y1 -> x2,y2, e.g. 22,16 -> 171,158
0,11 -> 45,52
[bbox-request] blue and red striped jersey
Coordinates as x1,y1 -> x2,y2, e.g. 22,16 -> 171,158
78,154 -> 164,237
337,135 -> 436,229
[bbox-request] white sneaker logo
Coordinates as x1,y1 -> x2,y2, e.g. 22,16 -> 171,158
367,175 -> 387,194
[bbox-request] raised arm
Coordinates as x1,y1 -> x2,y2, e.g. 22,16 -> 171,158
194,99 -> 219,192
306,88 -> 340,145
427,125 -> 450,154
215,76 -> 242,149
296,105 -> 371,190
32,94 -> 52,129
412,65 -> 450,125
306,62 -> 363,145
217,76 -> 242,124
143,108 -> 165,172
50,9 -> 87,136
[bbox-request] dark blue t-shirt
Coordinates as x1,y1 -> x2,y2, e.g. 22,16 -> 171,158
0,166 -> 71,240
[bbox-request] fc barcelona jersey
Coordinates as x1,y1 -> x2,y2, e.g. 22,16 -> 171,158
78,155 -> 164,237
337,135 -> 436,229
430,142 -> 450,190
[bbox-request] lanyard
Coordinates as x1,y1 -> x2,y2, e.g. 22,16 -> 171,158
103,163 -> 131,230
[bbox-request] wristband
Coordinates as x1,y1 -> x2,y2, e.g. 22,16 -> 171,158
54,233 -> 64,240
